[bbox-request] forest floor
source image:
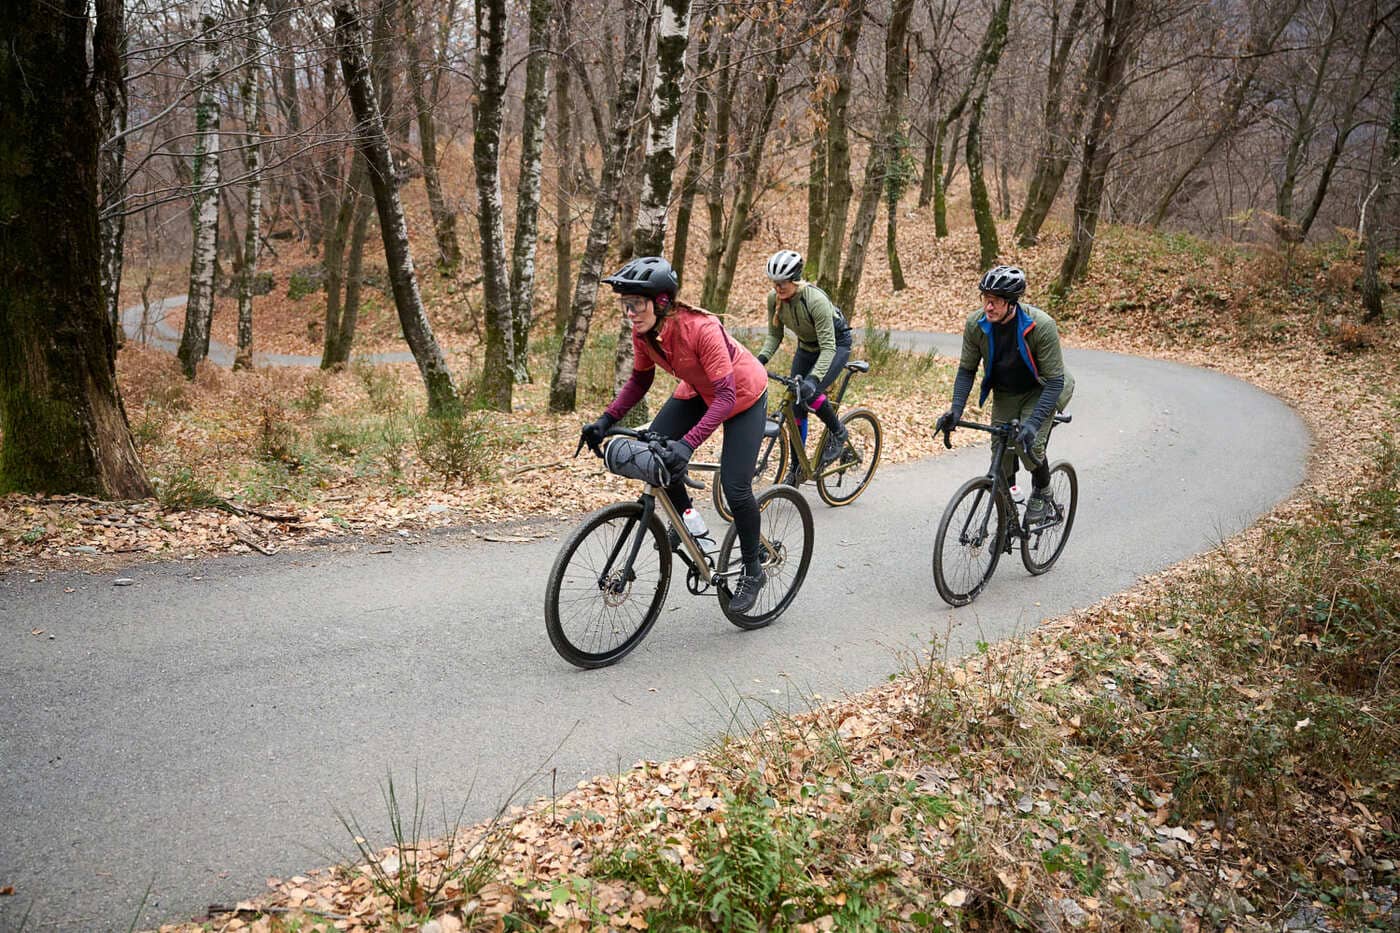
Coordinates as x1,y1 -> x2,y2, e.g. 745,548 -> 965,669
3,196 -> 1398,930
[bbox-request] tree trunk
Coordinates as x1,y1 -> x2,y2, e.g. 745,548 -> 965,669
508,0 -> 554,384
1277,7 -> 1339,222
548,6 -> 645,413
95,0 -> 127,358
553,0 -> 574,333
816,0 -> 865,296
333,0 -> 458,414
473,0 -> 514,410
267,0 -> 322,243
806,51 -> 830,279
1361,70 -> 1398,323
178,0 -> 221,380
1147,0 -> 1299,228
615,0 -> 691,411
1013,0 -> 1088,244
965,0 -> 1012,270
337,183 -> 374,363
918,106 -> 938,208
713,51 -> 794,315
836,0 -> 913,312
234,0 -> 266,372
402,0 -> 461,273
698,41 -> 733,310
0,0 -> 152,497
321,154 -> 362,368
672,0 -> 718,285
1298,11 -> 1381,239
887,182 -> 906,291
1053,0 -> 1140,296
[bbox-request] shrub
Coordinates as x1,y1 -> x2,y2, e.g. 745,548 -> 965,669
413,411 -> 496,484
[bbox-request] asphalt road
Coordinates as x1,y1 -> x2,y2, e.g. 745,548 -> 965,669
0,327 -> 1309,931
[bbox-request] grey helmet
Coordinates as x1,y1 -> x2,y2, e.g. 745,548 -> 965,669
977,265 -> 1027,300
603,256 -> 679,299
766,249 -> 804,283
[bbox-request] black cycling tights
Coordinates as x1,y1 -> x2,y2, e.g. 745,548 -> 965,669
650,392 -> 767,574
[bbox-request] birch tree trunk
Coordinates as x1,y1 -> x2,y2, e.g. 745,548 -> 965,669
95,0 -> 127,357
234,0 -> 266,371
474,0 -> 514,410
816,0 -> 865,295
333,0 -> 459,414
0,0 -> 152,497
965,0 -> 1012,270
616,0 -> 691,413
671,0 -> 718,285
178,0 -> 221,380
836,0 -> 913,313
1052,0 -> 1140,296
402,0 -> 461,273
548,8 -> 646,413
509,0 -> 554,384
553,0 -> 574,332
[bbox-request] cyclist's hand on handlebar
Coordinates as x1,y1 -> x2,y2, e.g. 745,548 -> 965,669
657,437 -> 693,477
935,408 -> 962,446
1015,420 -> 1040,456
580,412 -> 617,457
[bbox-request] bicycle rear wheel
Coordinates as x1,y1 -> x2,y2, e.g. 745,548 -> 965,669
712,422 -> 790,523
816,408 -> 882,507
715,485 -> 814,629
545,502 -> 672,668
933,476 -> 1007,607
1020,461 -> 1078,575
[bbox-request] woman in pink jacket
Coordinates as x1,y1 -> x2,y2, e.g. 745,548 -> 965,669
580,257 -> 769,613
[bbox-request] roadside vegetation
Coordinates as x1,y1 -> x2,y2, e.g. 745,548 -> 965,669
130,221 -> 1398,931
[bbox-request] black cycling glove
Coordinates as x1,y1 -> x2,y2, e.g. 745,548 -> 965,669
580,412 -> 617,455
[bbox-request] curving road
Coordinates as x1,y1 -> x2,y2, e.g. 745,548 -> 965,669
0,308 -> 1309,931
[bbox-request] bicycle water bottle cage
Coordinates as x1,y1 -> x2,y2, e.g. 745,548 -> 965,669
604,437 -> 673,487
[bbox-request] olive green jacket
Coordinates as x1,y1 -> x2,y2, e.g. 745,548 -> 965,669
759,283 -> 848,380
959,302 -> 1074,406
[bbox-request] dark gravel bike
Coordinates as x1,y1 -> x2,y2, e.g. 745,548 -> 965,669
545,427 -> 814,668
713,363 -> 882,521
932,415 -> 1077,607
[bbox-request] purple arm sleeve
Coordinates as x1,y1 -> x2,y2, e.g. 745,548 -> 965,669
605,367 -> 654,422
683,373 -> 737,449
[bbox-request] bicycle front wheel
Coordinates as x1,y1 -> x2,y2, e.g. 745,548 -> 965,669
1020,461 -> 1078,575
816,408 -> 882,507
545,502 -> 672,668
712,421 -> 790,523
933,476 -> 1007,607
715,485 -> 814,630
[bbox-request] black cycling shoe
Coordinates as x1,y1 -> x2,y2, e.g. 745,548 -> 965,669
728,567 -> 766,613
818,426 -> 849,469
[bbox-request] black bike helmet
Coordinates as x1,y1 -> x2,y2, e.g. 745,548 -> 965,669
603,256 -> 679,299
977,265 -> 1027,300
766,249 -> 804,283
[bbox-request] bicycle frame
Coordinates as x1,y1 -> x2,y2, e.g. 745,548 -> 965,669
769,367 -> 860,483
943,415 -> 1069,551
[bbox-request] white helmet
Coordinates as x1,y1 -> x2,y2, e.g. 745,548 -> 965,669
766,249 -> 804,283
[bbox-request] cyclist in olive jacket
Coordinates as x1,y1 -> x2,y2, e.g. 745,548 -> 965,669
756,249 -> 852,469
935,266 -> 1075,523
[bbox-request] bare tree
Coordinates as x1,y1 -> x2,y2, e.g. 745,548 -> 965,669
178,0 -> 222,380
403,0 -> 462,273
95,0 -> 128,357
509,0 -> 554,383
1361,68 -> 1398,322
965,0 -> 1013,269
552,0 -> 574,332
1052,0 -> 1143,295
549,5 -> 646,413
671,0 -> 718,284
333,0 -> 459,414
1,0 -> 152,497
234,0 -> 267,371
1013,0 -> 1089,244
836,0 -> 915,311
815,0 -> 865,293
698,37 -> 734,309
475,0 -> 515,410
